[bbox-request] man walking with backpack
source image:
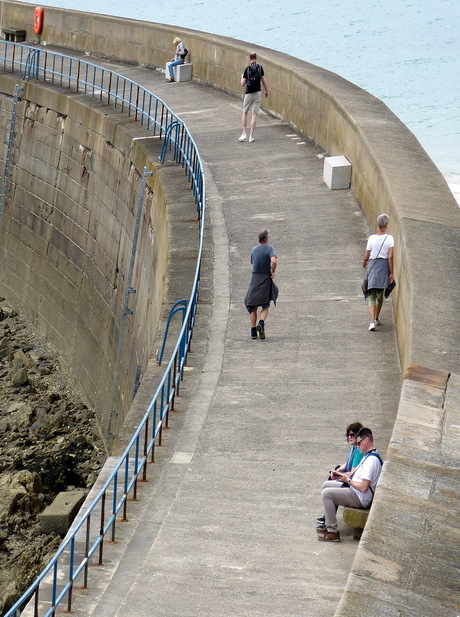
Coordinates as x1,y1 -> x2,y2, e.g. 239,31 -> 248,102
239,52 -> 269,143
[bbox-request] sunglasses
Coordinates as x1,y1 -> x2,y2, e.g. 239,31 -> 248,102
356,437 -> 367,446
346,433 -> 355,437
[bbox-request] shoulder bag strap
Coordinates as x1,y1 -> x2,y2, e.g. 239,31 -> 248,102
348,449 -> 382,480
375,234 -> 388,259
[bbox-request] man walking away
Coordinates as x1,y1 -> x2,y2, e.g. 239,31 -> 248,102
239,52 -> 269,143
244,229 -> 278,340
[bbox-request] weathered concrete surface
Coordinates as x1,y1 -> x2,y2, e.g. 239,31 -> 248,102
38,490 -> 87,535
59,58 -> 459,617
0,8 -> 458,616
30,57 -> 401,617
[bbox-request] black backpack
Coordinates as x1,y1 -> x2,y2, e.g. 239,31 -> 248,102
180,47 -> 188,60
246,63 -> 262,88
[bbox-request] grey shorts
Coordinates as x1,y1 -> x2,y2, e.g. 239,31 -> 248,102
243,91 -> 262,113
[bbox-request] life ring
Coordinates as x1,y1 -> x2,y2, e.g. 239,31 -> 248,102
34,6 -> 44,35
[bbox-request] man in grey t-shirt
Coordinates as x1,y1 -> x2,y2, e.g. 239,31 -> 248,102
244,229 -> 278,340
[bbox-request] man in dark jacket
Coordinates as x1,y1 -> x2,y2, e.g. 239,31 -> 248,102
244,229 -> 278,340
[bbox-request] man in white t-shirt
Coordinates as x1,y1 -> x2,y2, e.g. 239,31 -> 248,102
317,427 -> 383,542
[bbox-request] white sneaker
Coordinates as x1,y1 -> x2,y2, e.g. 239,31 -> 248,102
375,318 -> 381,326
239,133 -> 247,142
249,136 -> 255,143
368,322 -> 376,331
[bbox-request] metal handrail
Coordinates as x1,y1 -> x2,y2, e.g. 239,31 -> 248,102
0,40 -> 205,218
156,299 -> 188,366
1,41 -> 206,617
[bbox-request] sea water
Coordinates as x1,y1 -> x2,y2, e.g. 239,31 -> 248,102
33,0 -> 460,202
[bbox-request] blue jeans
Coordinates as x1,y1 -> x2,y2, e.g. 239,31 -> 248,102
168,58 -> 184,78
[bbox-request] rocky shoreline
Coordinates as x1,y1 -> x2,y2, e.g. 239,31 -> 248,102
0,299 -> 106,615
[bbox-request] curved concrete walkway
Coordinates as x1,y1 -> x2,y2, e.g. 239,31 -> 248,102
62,62 -> 401,617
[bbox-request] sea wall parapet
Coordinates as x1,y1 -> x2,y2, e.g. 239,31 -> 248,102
1,4 -> 459,616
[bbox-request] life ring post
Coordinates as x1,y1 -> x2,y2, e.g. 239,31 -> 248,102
34,6 -> 44,35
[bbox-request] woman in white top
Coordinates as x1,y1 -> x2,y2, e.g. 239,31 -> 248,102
362,213 -> 394,331
167,36 -> 185,82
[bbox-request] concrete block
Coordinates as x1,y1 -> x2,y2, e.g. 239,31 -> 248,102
343,506 -> 370,540
2,27 -> 26,42
39,490 -> 87,536
176,63 -> 192,82
166,62 -> 192,82
323,155 -> 351,189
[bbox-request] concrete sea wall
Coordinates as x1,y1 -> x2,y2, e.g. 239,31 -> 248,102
0,2 -> 459,615
1,0 -> 459,373
0,73 -> 171,446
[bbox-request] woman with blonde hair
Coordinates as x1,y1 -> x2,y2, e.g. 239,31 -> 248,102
166,36 -> 186,82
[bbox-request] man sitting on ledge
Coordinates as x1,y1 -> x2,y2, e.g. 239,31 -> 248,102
317,427 -> 383,542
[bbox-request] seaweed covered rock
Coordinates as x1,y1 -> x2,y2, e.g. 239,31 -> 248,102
0,300 -> 106,614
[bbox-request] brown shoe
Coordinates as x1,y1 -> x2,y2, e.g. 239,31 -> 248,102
318,531 -> 341,542
316,525 -> 327,534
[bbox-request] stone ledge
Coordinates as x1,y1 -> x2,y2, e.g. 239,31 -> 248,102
2,27 -> 26,42
342,506 -> 370,540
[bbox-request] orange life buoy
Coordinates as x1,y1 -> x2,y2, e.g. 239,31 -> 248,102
34,6 -> 44,35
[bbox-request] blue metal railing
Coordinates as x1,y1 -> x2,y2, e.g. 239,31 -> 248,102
0,40 -> 205,218
1,41 -> 206,617
156,299 -> 188,365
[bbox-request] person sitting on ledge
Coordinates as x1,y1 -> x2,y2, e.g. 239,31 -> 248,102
167,36 -> 186,83
315,421 -> 364,527
316,427 -> 383,542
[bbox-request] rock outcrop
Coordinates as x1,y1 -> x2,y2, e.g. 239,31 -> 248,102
0,299 -> 106,614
